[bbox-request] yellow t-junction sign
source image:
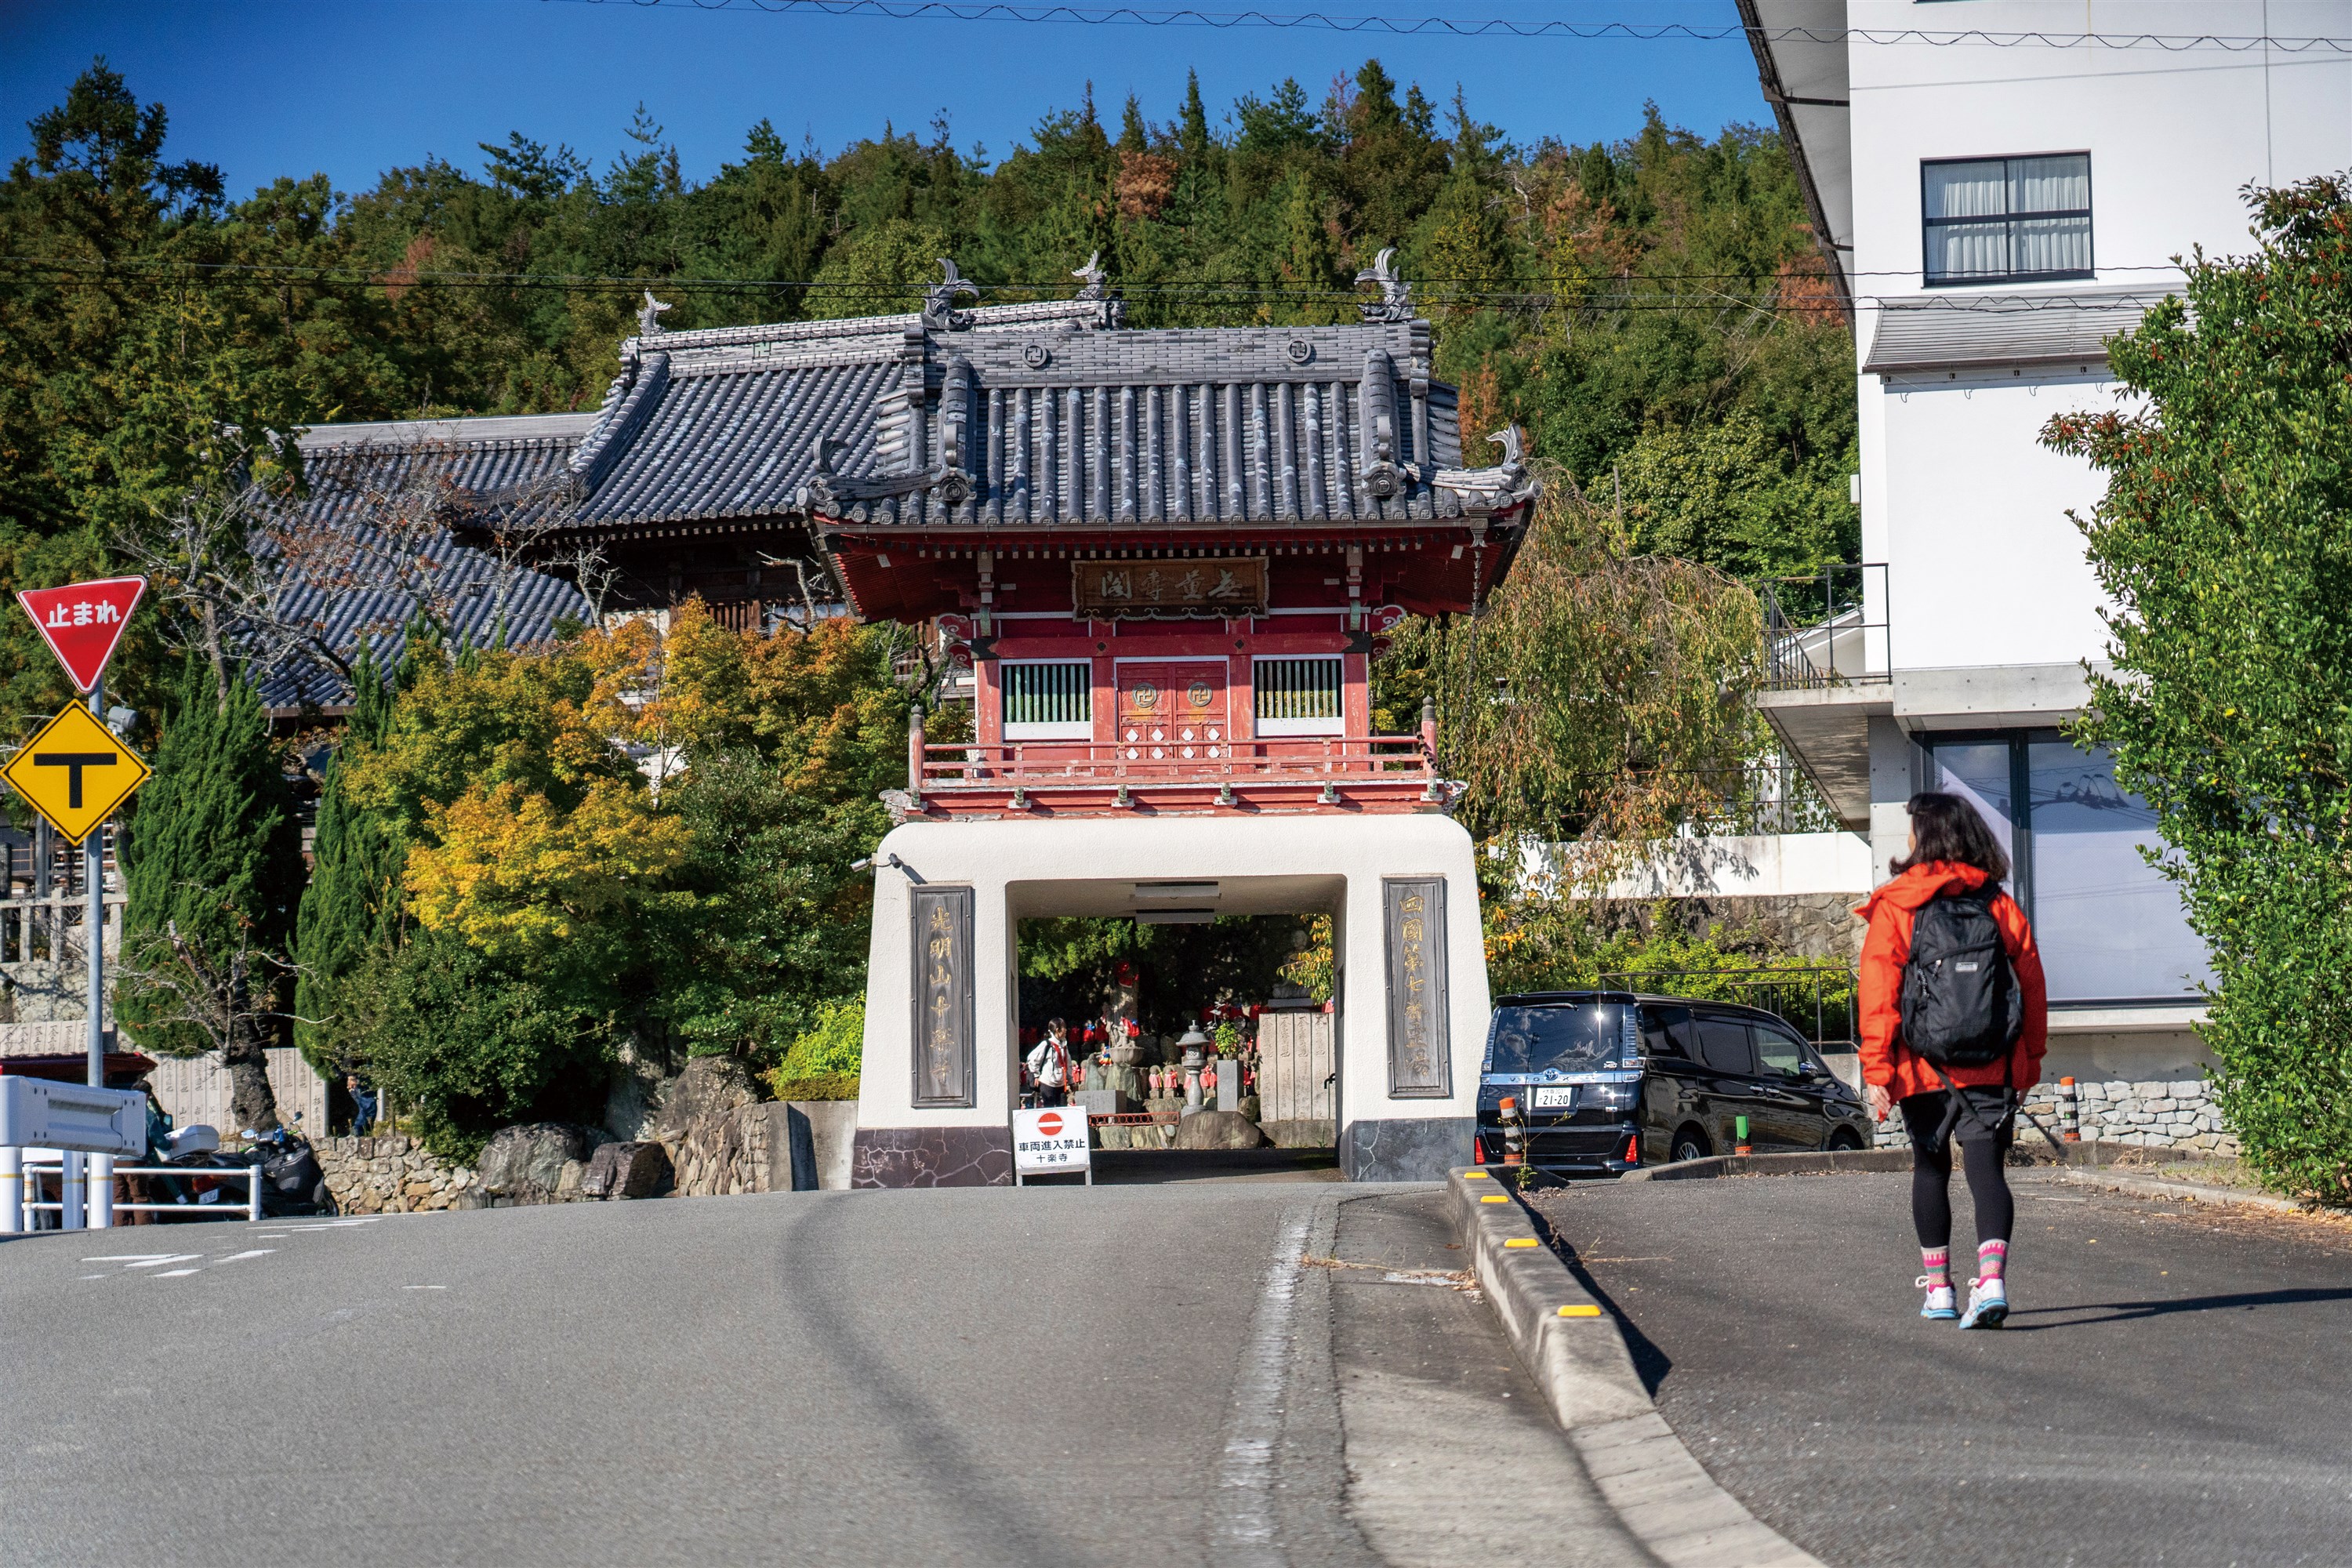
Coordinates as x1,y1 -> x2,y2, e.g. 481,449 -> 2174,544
2,702 -> 152,844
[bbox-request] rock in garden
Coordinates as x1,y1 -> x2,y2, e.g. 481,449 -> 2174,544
581,1140 -> 673,1200
1173,1111 -> 1267,1151
651,1055 -> 763,1138
476,1123 -> 603,1203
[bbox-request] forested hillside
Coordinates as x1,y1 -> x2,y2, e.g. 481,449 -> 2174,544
2,60 -> 1857,585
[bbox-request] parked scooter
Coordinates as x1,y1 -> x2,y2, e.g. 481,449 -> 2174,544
142,1114 -> 329,1220
238,1121 -> 331,1217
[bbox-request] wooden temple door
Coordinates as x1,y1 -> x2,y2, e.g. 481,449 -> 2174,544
1115,662 -> 1230,763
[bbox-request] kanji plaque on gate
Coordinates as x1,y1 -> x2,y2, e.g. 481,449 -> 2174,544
1073,557 -> 1268,619
2,702 -> 152,845
911,884 -> 975,1108
1383,877 -> 1451,1098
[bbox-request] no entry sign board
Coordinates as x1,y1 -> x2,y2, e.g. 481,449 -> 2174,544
1013,1105 -> 1092,1178
18,577 -> 144,693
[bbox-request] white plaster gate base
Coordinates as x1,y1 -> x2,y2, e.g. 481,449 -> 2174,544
852,813 -> 1489,1186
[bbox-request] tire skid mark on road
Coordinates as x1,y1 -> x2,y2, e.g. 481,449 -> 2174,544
1214,1204 -> 1311,1567
767,1197 -> 1067,1568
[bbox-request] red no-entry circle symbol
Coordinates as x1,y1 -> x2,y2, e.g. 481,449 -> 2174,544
1037,1112 -> 1064,1137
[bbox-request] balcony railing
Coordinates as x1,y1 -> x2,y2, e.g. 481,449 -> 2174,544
1759,563 -> 1888,691
920,735 -> 1436,789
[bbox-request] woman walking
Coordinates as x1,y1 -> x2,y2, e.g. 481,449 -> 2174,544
1855,792 -> 2048,1329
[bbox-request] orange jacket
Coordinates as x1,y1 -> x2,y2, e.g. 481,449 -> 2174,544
1854,862 -> 2047,1098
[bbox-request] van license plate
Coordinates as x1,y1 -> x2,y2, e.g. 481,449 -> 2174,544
1533,1087 -> 1576,1109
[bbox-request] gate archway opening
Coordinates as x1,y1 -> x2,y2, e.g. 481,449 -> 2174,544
1012,877 -> 1341,1182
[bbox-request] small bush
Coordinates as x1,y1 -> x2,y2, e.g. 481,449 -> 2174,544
765,997 -> 862,1102
345,927 -> 611,1163
770,1070 -> 861,1102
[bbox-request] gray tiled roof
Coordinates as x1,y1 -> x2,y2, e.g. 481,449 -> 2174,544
289,284 -> 1524,562
263,428 -> 594,710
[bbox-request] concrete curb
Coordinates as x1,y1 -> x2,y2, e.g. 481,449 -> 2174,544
1446,1169 -> 1824,1568
1617,1147 -> 1911,1181
2048,1166 -> 2321,1214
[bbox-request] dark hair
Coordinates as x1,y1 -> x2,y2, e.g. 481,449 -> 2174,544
1893,791 -> 2010,881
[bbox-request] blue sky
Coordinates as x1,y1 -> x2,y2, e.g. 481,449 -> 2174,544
2,0 -> 1771,198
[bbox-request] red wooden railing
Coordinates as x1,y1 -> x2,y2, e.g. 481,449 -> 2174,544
919,735 -> 1434,786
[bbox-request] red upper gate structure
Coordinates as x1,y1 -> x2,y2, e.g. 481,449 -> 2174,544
800,260 -> 1540,818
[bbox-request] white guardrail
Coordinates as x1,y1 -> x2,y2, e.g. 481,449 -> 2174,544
2,1150 -> 263,1230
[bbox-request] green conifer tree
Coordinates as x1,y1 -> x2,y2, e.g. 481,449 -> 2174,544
292,644 -> 406,1075
116,658 -> 305,1131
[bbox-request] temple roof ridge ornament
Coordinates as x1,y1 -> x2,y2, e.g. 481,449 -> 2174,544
924,259 -> 982,330
637,289 -> 672,337
1354,248 -> 1414,324
1070,250 -> 1124,328
1432,426 -> 1536,513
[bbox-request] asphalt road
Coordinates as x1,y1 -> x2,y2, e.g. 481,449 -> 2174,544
2,1180 -> 1637,1567
1528,1170 -> 2352,1568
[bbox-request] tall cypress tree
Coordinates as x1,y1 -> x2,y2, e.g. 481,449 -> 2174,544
117,658 -> 306,1131
292,644 -> 405,1073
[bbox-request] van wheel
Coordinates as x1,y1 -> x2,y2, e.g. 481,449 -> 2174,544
1671,1127 -> 1711,1163
1826,1127 -> 1865,1152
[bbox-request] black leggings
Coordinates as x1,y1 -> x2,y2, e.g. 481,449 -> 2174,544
1900,1091 -> 2015,1250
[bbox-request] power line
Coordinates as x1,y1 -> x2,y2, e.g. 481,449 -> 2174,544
0,253 -> 2196,286
0,267 -> 2178,318
546,0 -> 2352,53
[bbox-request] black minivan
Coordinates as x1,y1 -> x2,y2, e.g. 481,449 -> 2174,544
1475,991 -> 1872,1175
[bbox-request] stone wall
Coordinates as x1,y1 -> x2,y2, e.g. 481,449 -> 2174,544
318,1134 -> 476,1214
1870,1076 -> 2235,1156
1638,893 -> 1864,963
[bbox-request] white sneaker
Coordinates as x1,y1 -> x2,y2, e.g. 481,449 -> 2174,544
1917,1276 -> 1958,1320
1958,1276 -> 2009,1330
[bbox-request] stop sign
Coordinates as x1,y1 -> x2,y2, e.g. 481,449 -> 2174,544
1036,1111 -> 1064,1138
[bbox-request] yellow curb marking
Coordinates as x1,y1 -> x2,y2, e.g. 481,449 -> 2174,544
1480,1194 -> 1509,1203
1504,1238 -> 1540,1249
1559,1305 -> 1603,1317
1462,1171 -> 1492,1179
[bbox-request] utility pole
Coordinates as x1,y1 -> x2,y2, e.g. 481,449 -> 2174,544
84,676 -> 109,1229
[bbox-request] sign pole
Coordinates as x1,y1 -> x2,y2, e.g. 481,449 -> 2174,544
84,676 -> 111,1228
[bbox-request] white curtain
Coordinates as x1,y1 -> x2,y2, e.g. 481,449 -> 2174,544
1925,154 -> 2090,281
1924,159 -> 2009,281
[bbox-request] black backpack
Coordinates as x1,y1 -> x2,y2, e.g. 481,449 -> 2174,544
1898,887 -> 2023,1068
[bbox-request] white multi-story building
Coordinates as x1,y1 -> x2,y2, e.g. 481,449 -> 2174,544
1743,1 -> 2351,1099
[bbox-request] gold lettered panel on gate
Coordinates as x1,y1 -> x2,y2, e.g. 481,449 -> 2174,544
911,884 -> 976,1109
1,703 -> 152,845
1073,557 -> 1269,620
1383,877 -> 1451,1098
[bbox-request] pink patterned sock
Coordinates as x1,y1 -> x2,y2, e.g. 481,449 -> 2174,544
1920,1247 -> 1951,1287
1977,1239 -> 2009,1282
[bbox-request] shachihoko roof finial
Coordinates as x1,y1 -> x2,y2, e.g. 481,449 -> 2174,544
1072,251 -> 1108,300
1353,248 -> 1413,323
637,289 -> 672,337
924,259 -> 982,328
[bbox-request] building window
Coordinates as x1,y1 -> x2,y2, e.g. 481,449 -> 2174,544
1922,154 -> 2092,285
1001,660 -> 1092,740
1922,732 -> 2209,1004
1254,656 -> 1345,736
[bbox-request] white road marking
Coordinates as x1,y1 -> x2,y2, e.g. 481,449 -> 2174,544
122,1254 -> 203,1269
214,1249 -> 275,1264
280,1218 -> 381,1231
78,1273 -> 106,1279
155,1269 -> 201,1277
1213,1205 -> 1309,1568
82,1254 -> 175,1262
